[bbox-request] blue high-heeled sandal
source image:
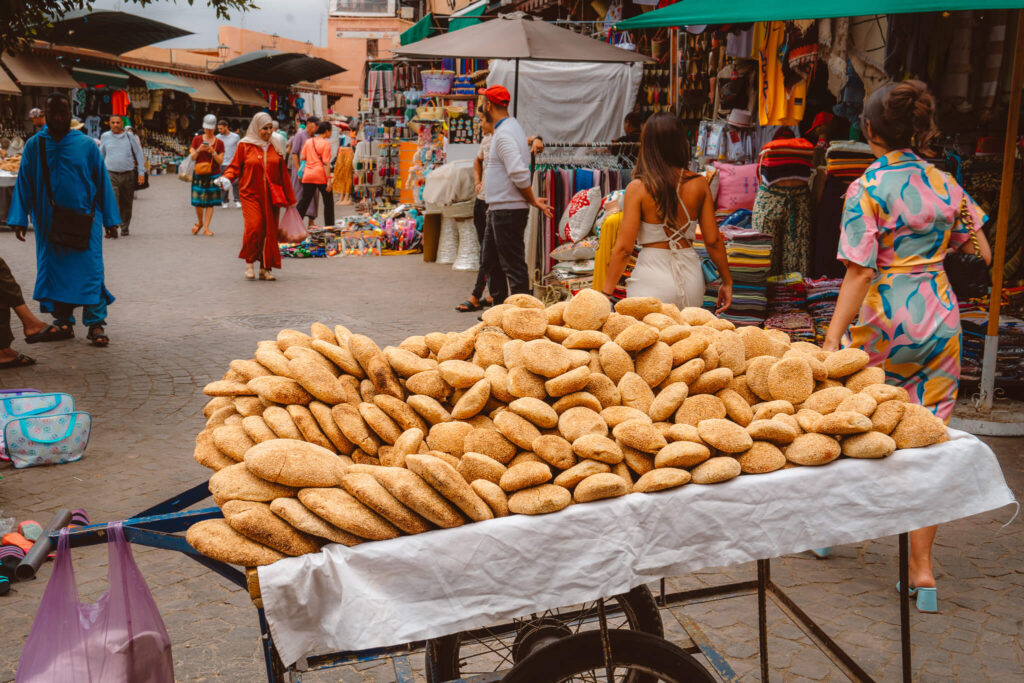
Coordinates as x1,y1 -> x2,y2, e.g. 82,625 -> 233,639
896,582 -> 937,612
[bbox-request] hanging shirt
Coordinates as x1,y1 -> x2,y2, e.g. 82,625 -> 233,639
6,127 -> 121,307
110,90 -> 130,117
758,21 -> 808,126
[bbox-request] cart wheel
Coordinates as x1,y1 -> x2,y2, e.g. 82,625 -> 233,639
426,585 -> 662,683
500,629 -> 717,683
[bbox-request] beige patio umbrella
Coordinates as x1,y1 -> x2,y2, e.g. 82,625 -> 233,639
392,12 -> 652,115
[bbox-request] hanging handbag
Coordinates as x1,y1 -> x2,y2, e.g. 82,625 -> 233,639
40,145 -> 96,251
4,411 -> 91,468
701,255 -> 721,284
16,523 -> 175,682
944,196 -> 990,301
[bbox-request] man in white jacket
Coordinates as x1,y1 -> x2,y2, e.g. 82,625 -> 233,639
478,85 -> 552,303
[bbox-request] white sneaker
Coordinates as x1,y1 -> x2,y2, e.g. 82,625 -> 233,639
234,201 -> 241,209
221,203 -> 229,208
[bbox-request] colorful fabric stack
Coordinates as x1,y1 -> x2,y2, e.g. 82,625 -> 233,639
825,141 -> 874,180
958,290 -> 1024,385
805,277 -> 843,343
764,272 -> 815,342
699,212 -> 772,325
757,137 -> 815,186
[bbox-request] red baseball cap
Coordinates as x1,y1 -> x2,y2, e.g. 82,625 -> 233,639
811,112 -> 834,130
478,85 -> 511,107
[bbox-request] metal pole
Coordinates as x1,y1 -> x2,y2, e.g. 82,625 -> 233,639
757,559 -> 770,680
898,533 -> 912,683
513,58 -> 519,118
979,9 -> 1024,410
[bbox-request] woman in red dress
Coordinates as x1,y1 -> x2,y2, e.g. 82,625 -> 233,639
217,113 -> 296,281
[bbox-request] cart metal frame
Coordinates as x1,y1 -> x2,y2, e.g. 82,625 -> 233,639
43,481 -> 914,683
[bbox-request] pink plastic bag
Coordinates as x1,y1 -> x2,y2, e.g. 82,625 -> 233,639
17,523 -> 174,683
277,206 -> 309,244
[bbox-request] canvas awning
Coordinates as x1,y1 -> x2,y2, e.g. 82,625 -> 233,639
616,0 -> 1024,28
1,53 -> 78,89
400,13 -> 437,45
120,67 -> 195,93
218,81 -> 269,108
72,65 -> 129,88
174,75 -> 233,106
39,10 -> 191,55
449,1 -> 487,32
0,67 -> 21,95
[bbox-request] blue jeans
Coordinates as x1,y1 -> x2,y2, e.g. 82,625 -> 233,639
50,300 -> 107,327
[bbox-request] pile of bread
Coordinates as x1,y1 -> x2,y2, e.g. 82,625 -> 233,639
186,291 -> 948,567
0,155 -> 20,174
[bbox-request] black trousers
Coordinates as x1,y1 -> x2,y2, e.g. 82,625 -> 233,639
471,198 -> 489,300
0,256 -> 26,349
481,208 -> 530,304
296,182 -> 334,227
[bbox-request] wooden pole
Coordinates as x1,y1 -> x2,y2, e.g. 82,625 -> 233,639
980,9 -> 1024,411
670,28 -> 679,114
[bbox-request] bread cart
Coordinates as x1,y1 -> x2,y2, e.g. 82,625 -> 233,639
25,429 -> 1013,682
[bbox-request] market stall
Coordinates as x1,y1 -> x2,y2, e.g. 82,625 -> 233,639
610,3 -> 1024,406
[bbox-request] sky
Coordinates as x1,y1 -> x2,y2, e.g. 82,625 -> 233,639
91,0 -> 330,49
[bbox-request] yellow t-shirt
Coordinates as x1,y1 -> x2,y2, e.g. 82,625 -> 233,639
758,21 -> 807,127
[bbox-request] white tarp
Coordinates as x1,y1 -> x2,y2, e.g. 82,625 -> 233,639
487,59 -> 643,144
260,430 -> 1015,667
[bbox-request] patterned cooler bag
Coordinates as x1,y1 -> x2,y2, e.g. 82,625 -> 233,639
0,392 -> 74,461
3,412 -> 92,469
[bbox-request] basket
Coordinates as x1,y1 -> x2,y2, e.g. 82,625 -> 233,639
421,70 -> 454,95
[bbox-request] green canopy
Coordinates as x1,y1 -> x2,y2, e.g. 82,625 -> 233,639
401,13 -> 436,46
72,65 -> 129,88
449,2 -> 487,32
616,0 -> 1024,29
120,66 -> 195,93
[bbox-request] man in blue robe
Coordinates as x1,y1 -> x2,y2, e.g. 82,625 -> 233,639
7,93 -> 121,347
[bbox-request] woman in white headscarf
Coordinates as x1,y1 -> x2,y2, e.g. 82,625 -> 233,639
217,112 -> 296,280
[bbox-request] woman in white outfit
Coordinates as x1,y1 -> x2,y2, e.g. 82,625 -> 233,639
602,114 -> 732,312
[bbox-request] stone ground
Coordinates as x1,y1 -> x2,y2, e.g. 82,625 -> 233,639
0,175 -> 1020,682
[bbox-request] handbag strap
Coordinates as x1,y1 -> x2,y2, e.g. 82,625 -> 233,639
958,196 -> 982,257
38,140 -> 56,209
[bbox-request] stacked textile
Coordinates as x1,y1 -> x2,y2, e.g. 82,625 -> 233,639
698,212 -> 772,325
765,273 -> 815,342
757,138 -> 815,185
824,141 -> 875,180
958,294 -> 1024,385
805,277 -> 843,344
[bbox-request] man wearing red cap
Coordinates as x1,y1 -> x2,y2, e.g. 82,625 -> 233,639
477,85 -> 553,303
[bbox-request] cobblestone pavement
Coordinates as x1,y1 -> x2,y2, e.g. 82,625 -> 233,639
0,176 -> 1020,682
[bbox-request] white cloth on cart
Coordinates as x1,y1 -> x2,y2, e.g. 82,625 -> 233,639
259,430 -> 1015,667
